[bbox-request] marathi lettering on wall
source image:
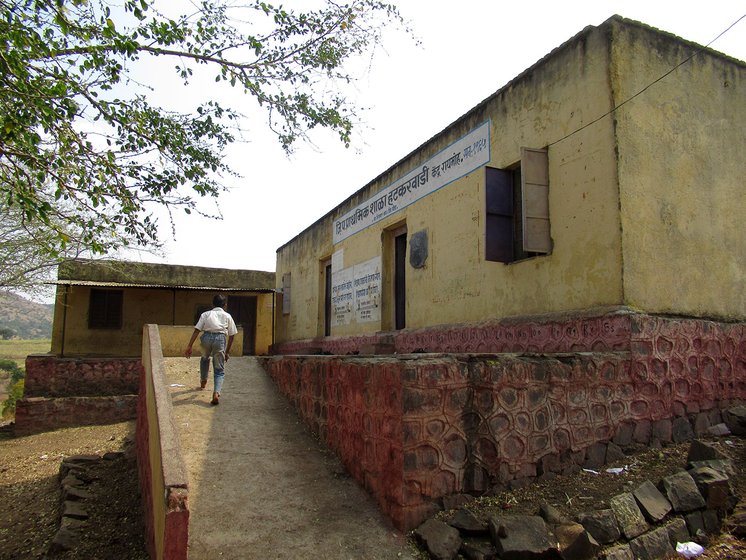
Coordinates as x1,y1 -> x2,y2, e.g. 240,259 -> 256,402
331,256 -> 382,327
331,267 -> 353,326
353,257 -> 381,323
333,121 -> 491,244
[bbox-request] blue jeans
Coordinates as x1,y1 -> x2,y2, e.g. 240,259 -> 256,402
199,332 -> 226,393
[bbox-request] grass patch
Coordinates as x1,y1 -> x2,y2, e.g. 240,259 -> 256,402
0,360 -> 24,418
0,340 -> 49,418
0,339 -> 51,368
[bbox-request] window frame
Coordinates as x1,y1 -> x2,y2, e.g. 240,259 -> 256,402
88,288 -> 124,330
485,147 -> 551,263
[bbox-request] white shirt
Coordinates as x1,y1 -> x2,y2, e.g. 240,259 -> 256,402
195,307 -> 238,336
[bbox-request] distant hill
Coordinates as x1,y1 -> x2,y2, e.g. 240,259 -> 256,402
0,291 -> 54,339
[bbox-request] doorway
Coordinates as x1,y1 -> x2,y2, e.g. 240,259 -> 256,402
394,231 -> 407,330
227,296 -> 257,355
324,262 -> 332,336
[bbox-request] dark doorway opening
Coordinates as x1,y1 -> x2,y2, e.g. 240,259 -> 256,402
324,263 -> 332,336
228,296 -> 257,355
394,232 -> 407,330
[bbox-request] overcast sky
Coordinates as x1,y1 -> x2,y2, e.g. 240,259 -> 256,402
129,0 -> 746,273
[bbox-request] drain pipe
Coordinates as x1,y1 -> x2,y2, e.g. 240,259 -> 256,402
60,285 -> 69,358
271,291 -> 276,354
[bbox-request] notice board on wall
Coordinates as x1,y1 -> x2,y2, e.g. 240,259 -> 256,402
331,256 -> 382,327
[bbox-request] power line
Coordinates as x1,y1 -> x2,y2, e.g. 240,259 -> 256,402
548,13 -> 746,147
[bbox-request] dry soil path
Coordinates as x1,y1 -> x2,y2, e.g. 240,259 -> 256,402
165,356 -> 413,560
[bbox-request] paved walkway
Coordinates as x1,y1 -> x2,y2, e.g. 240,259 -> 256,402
165,357 -> 412,559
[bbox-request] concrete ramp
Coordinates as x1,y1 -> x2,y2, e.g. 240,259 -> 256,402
164,357 -> 411,559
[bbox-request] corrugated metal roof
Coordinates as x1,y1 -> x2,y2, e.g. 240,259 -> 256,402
55,258 -> 276,291
47,279 -> 277,293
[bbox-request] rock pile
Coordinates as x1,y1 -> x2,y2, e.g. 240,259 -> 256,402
48,452 -> 124,554
414,439 -> 741,560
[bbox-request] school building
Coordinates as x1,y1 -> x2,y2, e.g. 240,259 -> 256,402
49,259 -> 276,357
267,16 -> 746,529
274,15 -> 744,351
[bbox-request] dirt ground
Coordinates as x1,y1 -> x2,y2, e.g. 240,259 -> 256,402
164,356 -> 415,559
0,355 -> 744,559
460,437 -> 746,559
0,420 -> 147,560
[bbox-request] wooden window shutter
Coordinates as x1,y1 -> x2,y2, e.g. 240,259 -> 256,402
520,147 -> 551,253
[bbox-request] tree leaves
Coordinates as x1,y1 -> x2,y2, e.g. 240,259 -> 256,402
0,0 -> 407,289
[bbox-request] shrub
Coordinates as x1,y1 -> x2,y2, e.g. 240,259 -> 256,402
0,359 -> 25,418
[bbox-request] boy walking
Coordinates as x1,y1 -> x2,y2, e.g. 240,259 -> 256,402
184,294 -> 238,405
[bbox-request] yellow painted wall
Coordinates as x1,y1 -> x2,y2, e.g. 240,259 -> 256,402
276,22 -> 625,343
275,18 -> 745,346
52,285 -> 175,357
255,292 -> 276,355
276,227 -> 332,341
141,329 -> 167,560
612,23 -> 746,320
158,325 -> 244,357
52,286 -> 275,357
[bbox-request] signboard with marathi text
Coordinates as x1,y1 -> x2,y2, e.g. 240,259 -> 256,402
353,257 -> 381,323
331,256 -> 382,327
331,266 -> 353,326
333,121 -> 491,244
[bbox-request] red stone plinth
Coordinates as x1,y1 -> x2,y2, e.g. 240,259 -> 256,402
266,311 -> 746,530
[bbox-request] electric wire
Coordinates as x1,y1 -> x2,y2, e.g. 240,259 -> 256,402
547,13 -> 746,147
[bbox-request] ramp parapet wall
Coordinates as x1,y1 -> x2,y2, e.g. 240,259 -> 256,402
265,312 -> 746,530
136,325 -> 189,560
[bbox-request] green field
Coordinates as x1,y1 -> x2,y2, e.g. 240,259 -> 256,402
0,339 -> 50,412
0,339 -> 51,368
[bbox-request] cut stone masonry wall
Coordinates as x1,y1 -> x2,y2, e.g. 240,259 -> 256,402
266,311 -> 746,530
14,355 -> 140,436
22,355 -> 140,397
14,395 -> 137,436
414,438 -> 745,560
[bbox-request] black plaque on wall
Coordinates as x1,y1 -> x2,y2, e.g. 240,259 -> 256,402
409,230 -> 428,269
